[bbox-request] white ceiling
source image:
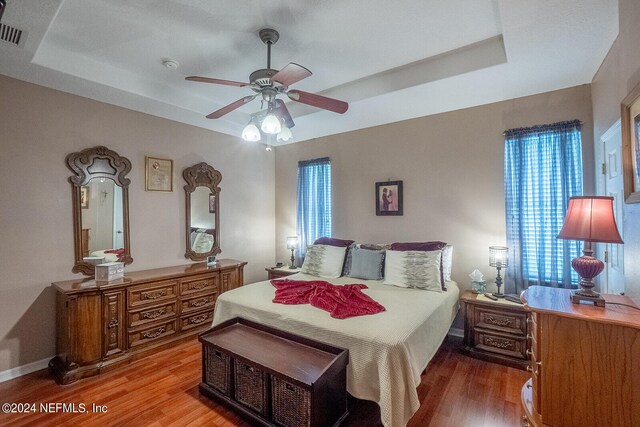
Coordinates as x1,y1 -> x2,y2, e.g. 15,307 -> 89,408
0,0 -> 618,145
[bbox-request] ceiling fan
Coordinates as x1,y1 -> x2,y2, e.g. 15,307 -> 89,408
186,28 -> 348,140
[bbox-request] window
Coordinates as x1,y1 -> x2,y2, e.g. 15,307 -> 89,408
504,120 -> 583,290
297,157 -> 332,258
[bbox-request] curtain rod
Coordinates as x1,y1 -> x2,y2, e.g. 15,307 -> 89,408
503,119 -> 583,136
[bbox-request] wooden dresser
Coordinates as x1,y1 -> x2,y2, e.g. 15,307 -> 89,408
50,259 -> 247,384
521,285 -> 640,427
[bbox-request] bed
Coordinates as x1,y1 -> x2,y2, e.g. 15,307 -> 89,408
212,272 -> 460,427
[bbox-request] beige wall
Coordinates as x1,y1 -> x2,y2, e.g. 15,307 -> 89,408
275,85 -> 594,294
0,75 -> 276,372
591,0 -> 640,304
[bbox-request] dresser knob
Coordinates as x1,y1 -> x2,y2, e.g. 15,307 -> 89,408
526,349 -> 532,357
526,365 -> 533,372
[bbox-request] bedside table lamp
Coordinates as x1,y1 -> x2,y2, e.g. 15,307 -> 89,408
489,246 -> 508,298
557,196 -> 623,307
286,236 -> 298,269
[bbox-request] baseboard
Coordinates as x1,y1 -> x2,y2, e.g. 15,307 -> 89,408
448,327 -> 464,338
0,357 -> 51,383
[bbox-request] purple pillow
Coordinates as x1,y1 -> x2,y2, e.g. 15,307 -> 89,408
390,241 -> 447,251
390,241 -> 448,290
314,237 -> 355,247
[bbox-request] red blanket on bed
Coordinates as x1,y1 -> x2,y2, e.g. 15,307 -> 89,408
271,279 -> 385,319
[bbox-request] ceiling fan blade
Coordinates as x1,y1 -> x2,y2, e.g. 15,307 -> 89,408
206,95 -> 256,119
272,63 -> 312,87
274,99 -> 295,129
186,76 -> 249,87
287,90 -> 348,114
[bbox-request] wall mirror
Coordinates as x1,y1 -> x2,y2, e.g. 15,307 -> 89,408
184,162 -> 221,261
66,146 -> 133,275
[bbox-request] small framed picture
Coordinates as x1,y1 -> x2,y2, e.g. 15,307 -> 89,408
80,186 -> 89,209
145,156 -> 173,192
209,194 -> 216,213
376,181 -> 403,216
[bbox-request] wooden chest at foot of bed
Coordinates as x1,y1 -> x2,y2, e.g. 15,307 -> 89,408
199,317 -> 349,427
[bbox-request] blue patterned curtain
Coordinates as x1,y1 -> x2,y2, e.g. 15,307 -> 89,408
504,120 -> 583,292
297,157 -> 332,260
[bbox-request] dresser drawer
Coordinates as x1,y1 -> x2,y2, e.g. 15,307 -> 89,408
475,331 -> 528,360
128,301 -> 178,328
180,310 -> 214,332
180,274 -> 218,297
181,292 -> 217,315
128,320 -> 177,348
475,306 -> 527,336
128,281 -> 178,308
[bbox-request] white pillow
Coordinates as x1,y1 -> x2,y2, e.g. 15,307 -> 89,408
301,244 -> 347,278
384,250 -> 443,292
442,245 -> 453,282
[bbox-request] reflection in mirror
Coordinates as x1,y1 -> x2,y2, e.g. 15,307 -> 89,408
66,146 -> 132,275
190,187 -> 216,253
81,178 -> 125,262
183,162 -> 221,261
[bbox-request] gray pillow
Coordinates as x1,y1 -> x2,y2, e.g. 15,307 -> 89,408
348,247 -> 385,280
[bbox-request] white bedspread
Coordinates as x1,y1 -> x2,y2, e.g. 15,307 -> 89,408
212,273 -> 459,427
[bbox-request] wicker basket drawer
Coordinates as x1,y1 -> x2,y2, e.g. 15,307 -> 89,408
234,359 -> 269,417
128,281 -> 178,308
180,274 -> 218,296
204,347 -> 232,396
181,292 -> 217,315
271,376 -> 311,427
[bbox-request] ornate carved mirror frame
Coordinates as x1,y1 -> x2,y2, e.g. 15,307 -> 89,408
183,162 -> 222,261
66,146 -> 133,275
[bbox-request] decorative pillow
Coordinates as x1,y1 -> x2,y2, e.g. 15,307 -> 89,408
359,243 -> 392,251
342,242 -> 357,276
348,247 -> 385,280
442,245 -> 453,282
301,245 -> 347,278
390,241 -> 448,290
313,237 -> 355,247
390,241 -> 447,251
383,250 -> 442,292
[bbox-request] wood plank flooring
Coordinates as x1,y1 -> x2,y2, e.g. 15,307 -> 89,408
0,335 -> 528,426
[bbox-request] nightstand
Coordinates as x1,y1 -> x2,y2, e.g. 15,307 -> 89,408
460,290 -> 530,370
265,266 -> 301,280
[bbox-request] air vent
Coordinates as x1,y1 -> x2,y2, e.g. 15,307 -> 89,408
0,23 -> 25,47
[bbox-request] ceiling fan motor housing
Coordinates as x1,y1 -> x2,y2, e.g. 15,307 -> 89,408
249,68 -> 279,88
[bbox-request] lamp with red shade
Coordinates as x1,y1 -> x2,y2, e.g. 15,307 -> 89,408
557,196 -> 623,307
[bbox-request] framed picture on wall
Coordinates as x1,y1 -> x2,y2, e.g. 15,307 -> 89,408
622,81 -> 640,203
145,156 -> 173,192
376,180 -> 403,216
80,186 -> 89,209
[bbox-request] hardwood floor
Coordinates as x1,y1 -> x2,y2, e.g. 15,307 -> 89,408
0,335 -> 528,426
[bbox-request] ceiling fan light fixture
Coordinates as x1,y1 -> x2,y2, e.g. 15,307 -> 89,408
241,122 -> 261,142
261,112 -> 281,134
276,125 -> 293,143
